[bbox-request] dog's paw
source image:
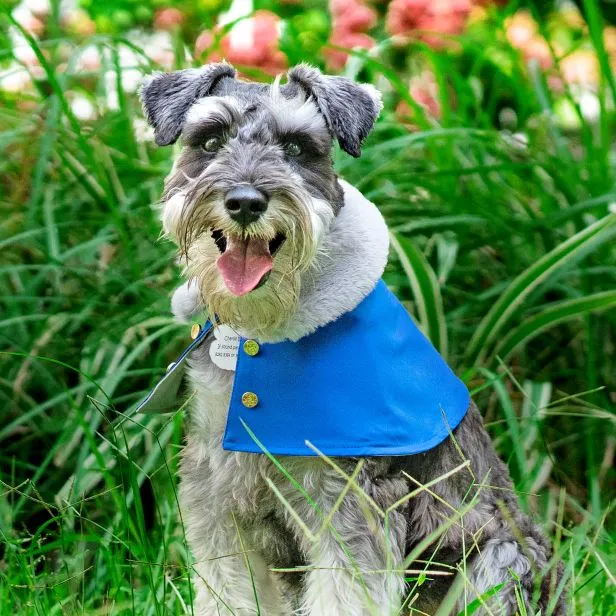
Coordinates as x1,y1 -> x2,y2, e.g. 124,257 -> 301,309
171,280 -> 203,323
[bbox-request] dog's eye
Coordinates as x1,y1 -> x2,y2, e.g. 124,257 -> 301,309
203,136 -> 224,152
284,141 -> 302,157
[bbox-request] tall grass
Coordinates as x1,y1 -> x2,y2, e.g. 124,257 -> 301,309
1,1 -> 615,614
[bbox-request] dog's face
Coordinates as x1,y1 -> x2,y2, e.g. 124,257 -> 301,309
141,63 -> 381,334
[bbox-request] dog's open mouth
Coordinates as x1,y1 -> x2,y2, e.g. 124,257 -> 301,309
212,230 -> 286,296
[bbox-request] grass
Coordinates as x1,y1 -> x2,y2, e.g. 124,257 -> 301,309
1,0 -> 615,614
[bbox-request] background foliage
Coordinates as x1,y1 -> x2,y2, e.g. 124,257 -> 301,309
0,0 -> 615,613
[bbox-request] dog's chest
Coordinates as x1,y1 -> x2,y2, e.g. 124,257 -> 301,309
182,341 -> 334,517
186,337 -> 235,440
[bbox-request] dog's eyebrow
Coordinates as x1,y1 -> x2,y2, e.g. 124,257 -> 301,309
183,97 -> 240,143
182,117 -> 233,146
266,89 -> 327,136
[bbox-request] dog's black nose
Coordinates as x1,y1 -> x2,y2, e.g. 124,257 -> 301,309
224,186 -> 268,226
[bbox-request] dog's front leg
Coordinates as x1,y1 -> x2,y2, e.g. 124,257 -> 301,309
285,463 -> 407,616
181,445 -> 288,615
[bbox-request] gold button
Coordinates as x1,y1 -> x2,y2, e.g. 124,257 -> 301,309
241,392 -> 259,408
190,323 -> 201,340
243,339 -> 260,356
166,362 -> 176,372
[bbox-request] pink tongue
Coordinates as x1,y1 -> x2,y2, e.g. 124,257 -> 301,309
217,236 -> 273,296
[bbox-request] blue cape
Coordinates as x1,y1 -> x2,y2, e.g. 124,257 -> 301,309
138,280 -> 470,457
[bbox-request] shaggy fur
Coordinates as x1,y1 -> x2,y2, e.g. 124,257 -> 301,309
141,63 -> 565,615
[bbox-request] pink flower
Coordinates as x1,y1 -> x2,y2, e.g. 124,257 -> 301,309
561,50 -> 599,87
62,8 -> 96,36
330,0 -> 377,32
154,8 -> 184,32
198,11 -> 286,74
410,75 -> 441,118
326,29 -> 376,70
396,71 -> 441,126
195,30 -> 217,60
523,37 -> 553,70
326,0 -> 377,70
505,11 -> 537,48
12,5 -> 45,37
505,11 -> 553,70
385,0 -> 472,49
76,46 -> 101,71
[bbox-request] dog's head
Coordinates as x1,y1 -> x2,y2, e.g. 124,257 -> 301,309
141,62 -> 381,334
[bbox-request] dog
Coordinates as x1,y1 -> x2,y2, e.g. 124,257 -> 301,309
139,63 -> 565,615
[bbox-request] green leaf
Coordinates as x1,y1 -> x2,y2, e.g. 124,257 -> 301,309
478,368 -> 527,492
495,291 -> 616,362
458,582 -> 506,615
582,0 -> 616,104
467,213 -> 616,364
390,233 -> 448,359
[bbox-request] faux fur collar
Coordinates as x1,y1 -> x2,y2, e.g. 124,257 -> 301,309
171,180 -> 390,342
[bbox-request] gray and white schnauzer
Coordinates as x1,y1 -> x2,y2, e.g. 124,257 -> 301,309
139,63 -> 565,615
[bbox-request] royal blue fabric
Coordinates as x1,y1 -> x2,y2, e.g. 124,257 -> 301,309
223,280 -> 470,457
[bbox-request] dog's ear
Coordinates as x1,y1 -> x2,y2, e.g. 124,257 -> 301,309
140,62 -> 236,146
287,64 -> 382,157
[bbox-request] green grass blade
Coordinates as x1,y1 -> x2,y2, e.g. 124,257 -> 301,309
467,213 -> 616,364
582,0 -> 616,103
456,582 -> 506,615
495,291 -> 616,362
390,233 -> 448,359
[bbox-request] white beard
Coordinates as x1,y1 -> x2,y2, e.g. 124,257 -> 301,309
171,179 -> 390,342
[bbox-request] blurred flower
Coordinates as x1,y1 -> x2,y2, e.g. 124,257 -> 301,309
70,96 -> 96,121
502,130 -> 528,151
560,6 -> 587,31
505,10 -> 536,48
505,11 -> 553,70
326,29 -> 376,70
410,71 -> 441,117
523,36 -> 553,69
23,0 -> 50,17
330,0 -> 377,32
103,70 -> 121,110
12,4 -> 45,37
133,118 -> 155,143
604,26 -> 616,56
143,32 -> 176,70
102,42 -> 148,110
561,49 -> 599,87
385,0 -> 472,49
467,5 -> 488,25
396,70 -> 441,126
200,11 -> 286,74
0,63 -> 33,93
195,30 -> 217,59
120,68 -> 143,93
63,8 -> 96,36
578,90 -> 600,122
76,45 -> 102,72
326,0 -> 376,70
11,30 -> 40,66
154,8 -> 184,31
